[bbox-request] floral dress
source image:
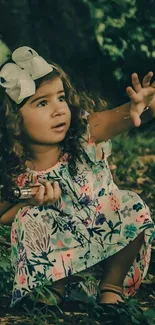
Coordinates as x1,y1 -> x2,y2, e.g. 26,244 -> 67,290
10,116 -> 155,307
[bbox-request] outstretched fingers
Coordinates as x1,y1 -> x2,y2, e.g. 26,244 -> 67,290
126,86 -> 141,103
126,71 -> 155,128
131,73 -> 142,93
142,71 -> 153,88
130,110 -> 141,127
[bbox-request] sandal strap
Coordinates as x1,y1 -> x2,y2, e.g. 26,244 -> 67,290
100,289 -> 125,300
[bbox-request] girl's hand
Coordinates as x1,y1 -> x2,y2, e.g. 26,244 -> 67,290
25,181 -> 61,206
126,72 -> 155,127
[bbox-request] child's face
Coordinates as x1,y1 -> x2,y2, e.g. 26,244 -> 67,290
20,77 -> 71,146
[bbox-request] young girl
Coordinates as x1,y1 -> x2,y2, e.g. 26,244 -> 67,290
0,46 -> 155,309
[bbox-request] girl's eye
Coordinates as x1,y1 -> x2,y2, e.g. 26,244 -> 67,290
58,95 -> 66,102
37,100 -> 48,107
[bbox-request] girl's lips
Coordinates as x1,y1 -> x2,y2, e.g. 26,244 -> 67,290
53,123 -> 66,132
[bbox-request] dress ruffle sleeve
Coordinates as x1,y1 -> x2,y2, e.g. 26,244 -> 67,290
81,110 -> 112,164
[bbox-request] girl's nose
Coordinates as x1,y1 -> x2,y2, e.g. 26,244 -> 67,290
52,104 -> 65,117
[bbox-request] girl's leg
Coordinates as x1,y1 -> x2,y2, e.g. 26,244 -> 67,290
39,274 -> 85,305
39,278 -> 66,305
36,278 -> 65,305
99,231 -> 144,304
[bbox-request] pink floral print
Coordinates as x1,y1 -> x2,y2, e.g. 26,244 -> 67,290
10,119 -> 155,307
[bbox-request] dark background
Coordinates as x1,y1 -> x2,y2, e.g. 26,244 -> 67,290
0,0 -> 155,108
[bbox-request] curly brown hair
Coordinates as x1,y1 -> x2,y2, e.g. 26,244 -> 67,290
0,62 -> 107,201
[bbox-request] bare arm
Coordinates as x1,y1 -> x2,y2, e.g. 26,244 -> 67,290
88,72 -> 155,143
0,202 -> 26,225
88,102 -> 154,143
0,201 -> 14,217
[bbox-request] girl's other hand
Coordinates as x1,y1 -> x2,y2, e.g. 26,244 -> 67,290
25,181 -> 61,206
126,72 -> 155,127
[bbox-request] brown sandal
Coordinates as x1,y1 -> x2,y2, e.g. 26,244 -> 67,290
100,288 -> 125,303
97,287 -> 125,305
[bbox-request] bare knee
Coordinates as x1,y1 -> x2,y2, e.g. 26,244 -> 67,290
131,231 -> 144,245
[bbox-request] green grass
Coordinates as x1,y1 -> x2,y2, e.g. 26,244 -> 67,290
110,133 -> 155,219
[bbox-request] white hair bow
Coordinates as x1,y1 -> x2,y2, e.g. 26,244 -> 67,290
0,46 -> 54,104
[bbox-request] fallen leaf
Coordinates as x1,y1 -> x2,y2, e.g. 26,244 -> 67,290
138,155 -> 155,164
137,177 -> 152,185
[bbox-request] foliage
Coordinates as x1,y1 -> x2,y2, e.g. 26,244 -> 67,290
82,0 -> 155,78
0,225 -> 13,295
110,133 -> 155,220
0,40 -> 10,65
80,0 -> 155,112
1,0 -> 155,107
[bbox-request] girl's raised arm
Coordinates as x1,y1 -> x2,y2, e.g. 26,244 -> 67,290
88,102 -> 153,143
88,72 -> 155,143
